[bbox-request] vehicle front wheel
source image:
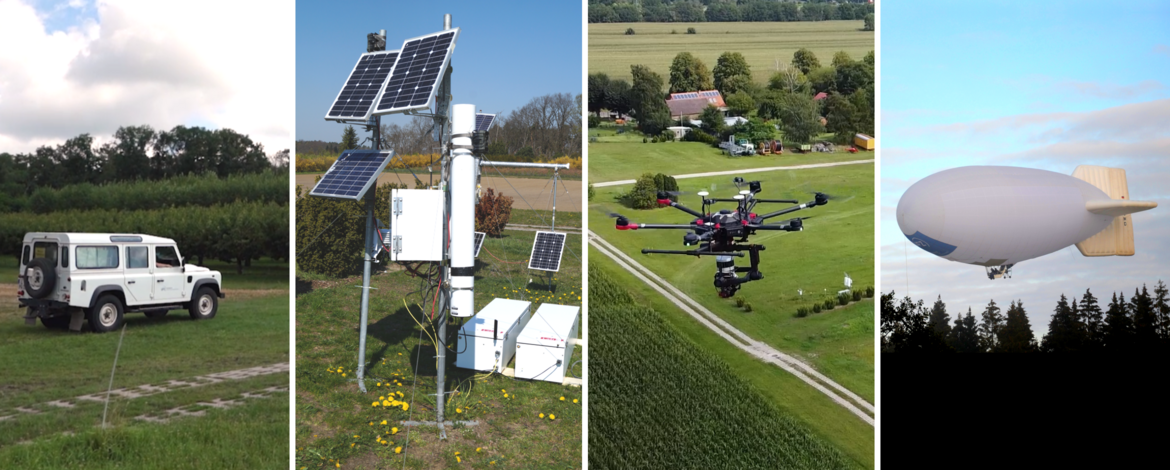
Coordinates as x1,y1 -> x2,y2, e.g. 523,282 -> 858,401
88,295 -> 124,333
188,287 -> 218,320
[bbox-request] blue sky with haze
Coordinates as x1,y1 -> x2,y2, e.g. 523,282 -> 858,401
881,0 -> 1170,335
295,0 -> 582,143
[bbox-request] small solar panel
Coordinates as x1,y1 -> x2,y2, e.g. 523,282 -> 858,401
325,50 -> 400,121
474,232 -> 486,257
308,150 -> 394,201
528,231 -> 566,272
475,114 -> 495,132
374,28 -> 460,115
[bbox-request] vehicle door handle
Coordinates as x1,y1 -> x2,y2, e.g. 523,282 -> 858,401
128,281 -> 135,284
157,279 -> 164,283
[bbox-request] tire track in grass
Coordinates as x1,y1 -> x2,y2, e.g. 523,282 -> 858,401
590,231 -> 874,425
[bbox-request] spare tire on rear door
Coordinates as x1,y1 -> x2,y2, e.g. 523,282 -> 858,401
24,258 -> 57,299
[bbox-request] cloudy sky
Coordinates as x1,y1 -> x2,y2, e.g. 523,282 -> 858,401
0,0 -> 294,154
295,0 -> 582,143
881,0 -> 1170,336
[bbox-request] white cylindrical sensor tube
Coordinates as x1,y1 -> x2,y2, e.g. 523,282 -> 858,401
449,104 -> 477,317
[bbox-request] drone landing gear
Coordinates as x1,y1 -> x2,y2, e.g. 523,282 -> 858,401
986,264 -> 1014,280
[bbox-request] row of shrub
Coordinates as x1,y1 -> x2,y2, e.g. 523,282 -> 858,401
796,286 -> 875,317
0,202 -> 288,273
618,172 -> 678,210
589,266 -> 853,468
295,153 -> 581,173
18,172 -> 287,215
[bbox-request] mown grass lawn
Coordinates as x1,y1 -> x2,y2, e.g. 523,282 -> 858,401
296,224 -> 582,469
0,260 -> 290,467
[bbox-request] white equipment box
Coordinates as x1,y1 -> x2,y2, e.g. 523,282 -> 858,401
455,299 -> 531,373
515,304 -> 580,383
389,189 -> 444,261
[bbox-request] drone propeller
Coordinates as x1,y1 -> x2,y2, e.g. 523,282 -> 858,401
607,212 -> 627,219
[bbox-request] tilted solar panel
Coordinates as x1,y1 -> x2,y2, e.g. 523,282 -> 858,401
374,28 -> 460,115
325,50 -> 400,121
475,113 -> 496,132
474,232 -> 486,257
528,231 -> 566,272
308,150 -> 394,201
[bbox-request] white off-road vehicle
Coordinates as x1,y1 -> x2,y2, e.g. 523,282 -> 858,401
17,233 -> 224,332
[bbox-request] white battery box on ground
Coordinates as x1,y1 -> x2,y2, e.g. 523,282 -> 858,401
455,298 -> 531,373
515,303 -> 580,383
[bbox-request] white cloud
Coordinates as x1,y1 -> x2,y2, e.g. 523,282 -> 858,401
0,0 -> 293,154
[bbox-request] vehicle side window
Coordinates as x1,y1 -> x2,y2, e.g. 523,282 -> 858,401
155,246 -> 181,268
33,242 -> 59,267
61,247 -> 69,268
127,246 -> 149,269
77,246 -> 119,269
22,245 -> 30,265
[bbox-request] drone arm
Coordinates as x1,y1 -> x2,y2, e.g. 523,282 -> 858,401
660,200 -> 705,218
754,199 -> 800,204
642,249 -> 743,257
749,221 -> 803,231
757,196 -> 825,221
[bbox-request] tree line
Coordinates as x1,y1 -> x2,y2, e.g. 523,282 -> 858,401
0,125 -> 289,212
881,281 -> 1170,353
589,0 -> 874,24
589,47 -> 873,145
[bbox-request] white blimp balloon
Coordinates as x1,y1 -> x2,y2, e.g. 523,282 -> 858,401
897,165 -> 1157,279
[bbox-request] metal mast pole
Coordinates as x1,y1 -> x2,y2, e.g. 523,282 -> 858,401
435,12 -> 453,440
356,115 -> 380,393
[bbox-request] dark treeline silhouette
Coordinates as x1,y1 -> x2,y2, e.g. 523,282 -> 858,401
295,140 -> 341,155
0,125 -> 287,212
881,281 -> 1170,353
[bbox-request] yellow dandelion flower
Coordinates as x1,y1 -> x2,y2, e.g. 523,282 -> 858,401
402,403 -> 409,411
383,400 -> 391,407
381,420 -> 387,425
560,396 -> 565,401
456,408 -> 463,413
351,443 -> 355,448
573,399 -> 579,404
372,402 -> 379,407
377,382 -> 381,387
342,373 -> 346,377
457,456 -> 462,463
395,447 -> 402,454
369,421 -> 374,425
538,413 -> 544,418
455,451 -> 461,456
336,464 -> 340,468
353,435 -> 359,438
503,393 -> 508,398
391,427 -> 399,434
476,447 -> 482,453
550,414 -> 556,420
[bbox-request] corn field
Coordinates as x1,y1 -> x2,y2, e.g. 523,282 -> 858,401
588,267 -> 856,469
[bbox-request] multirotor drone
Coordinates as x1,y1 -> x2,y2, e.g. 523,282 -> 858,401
610,177 -> 829,298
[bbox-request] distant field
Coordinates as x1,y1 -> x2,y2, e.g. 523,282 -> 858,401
587,138 -> 872,184
589,21 -> 874,83
589,164 -> 875,403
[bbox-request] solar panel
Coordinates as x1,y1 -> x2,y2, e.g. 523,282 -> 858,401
475,113 -> 496,132
528,231 -> 566,272
325,50 -> 400,121
308,150 -> 394,201
474,232 -> 486,257
373,28 -> 460,115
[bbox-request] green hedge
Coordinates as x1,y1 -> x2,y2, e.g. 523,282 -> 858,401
589,267 -> 852,469
295,181 -> 405,278
0,202 -> 288,272
25,172 -> 287,214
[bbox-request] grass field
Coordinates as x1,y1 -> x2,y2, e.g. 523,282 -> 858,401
588,265 -> 867,469
587,138 -> 872,184
589,21 -> 874,83
588,164 -> 875,402
296,221 -> 583,469
0,260 -> 290,467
